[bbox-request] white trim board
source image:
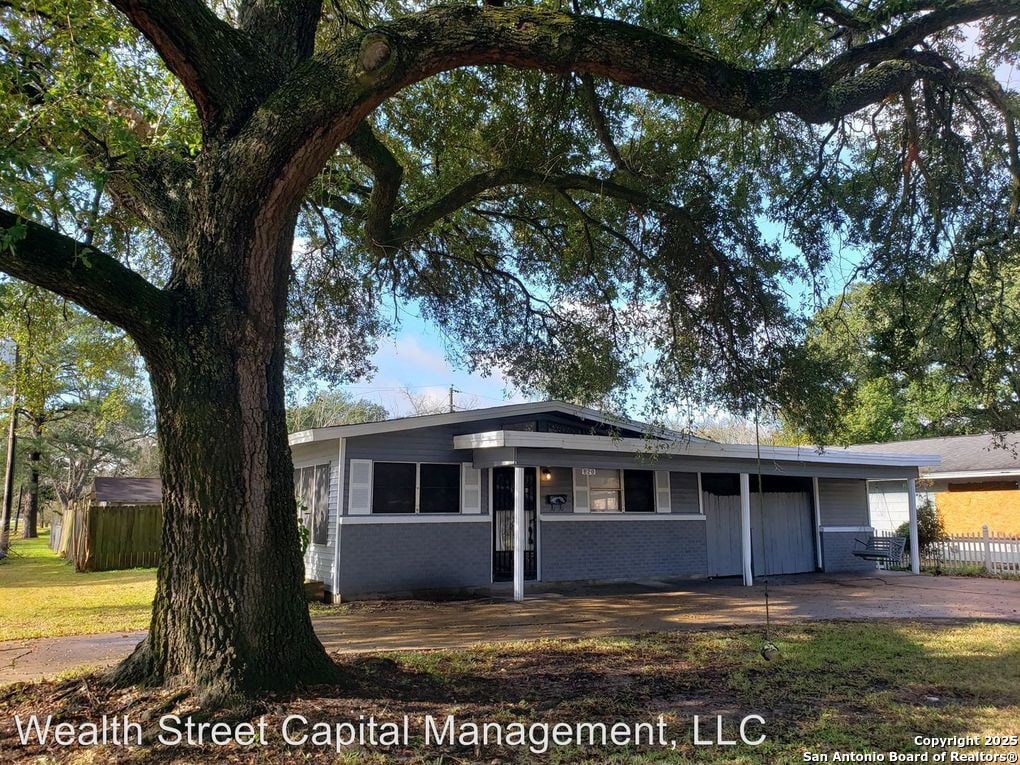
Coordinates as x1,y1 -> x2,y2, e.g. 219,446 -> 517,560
819,526 -> 874,533
540,513 -> 706,522
332,437 -> 346,594
923,469 -> 1020,481
453,430 -> 940,468
337,515 -> 490,525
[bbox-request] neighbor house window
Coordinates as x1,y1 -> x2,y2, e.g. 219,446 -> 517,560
371,462 -> 461,514
294,463 -> 330,544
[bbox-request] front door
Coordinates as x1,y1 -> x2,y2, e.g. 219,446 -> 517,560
492,467 -> 537,581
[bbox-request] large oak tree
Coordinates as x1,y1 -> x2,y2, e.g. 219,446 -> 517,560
1,0 -> 1017,699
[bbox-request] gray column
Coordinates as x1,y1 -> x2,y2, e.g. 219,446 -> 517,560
740,472 -> 753,586
514,466 -> 525,601
907,477 -> 920,574
812,476 -> 824,570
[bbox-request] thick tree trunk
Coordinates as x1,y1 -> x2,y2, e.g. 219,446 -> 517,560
22,419 -> 41,539
22,449 -> 39,539
110,198 -> 337,701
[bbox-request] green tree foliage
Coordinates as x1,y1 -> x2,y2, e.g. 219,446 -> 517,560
0,281 -> 151,524
0,0 -> 1017,695
2,1 -> 1017,430
286,390 -> 387,431
792,276 -> 1020,444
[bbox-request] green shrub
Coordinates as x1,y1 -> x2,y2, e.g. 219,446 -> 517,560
896,498 -> 948,557
295,499 -> 311,555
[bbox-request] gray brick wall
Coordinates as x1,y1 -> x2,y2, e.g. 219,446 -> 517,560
822,531 -> 877,573
338,521 -> 491,597
541,519 -> 708,581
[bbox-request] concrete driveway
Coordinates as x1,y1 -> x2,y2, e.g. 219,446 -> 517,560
3,571 -> 1019,685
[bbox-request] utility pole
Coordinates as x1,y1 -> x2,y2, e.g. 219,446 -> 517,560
448,385 -> 459,413
0,344 -> 19,553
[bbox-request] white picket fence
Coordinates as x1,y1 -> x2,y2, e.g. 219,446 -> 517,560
876,526 -> 1020,574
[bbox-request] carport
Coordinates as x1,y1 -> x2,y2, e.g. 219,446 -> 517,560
455,429 -> 940,600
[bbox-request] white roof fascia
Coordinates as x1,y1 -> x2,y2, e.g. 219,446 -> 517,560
923,469 -> 1020,481
452,430 -> 941,468
288,400 -> 692,445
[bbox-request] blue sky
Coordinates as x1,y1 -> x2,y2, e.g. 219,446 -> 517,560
345,314 -> 531,416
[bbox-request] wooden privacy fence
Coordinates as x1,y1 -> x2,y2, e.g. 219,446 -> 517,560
49,512 -> 63,551
53,500 -> 161,572
877,527 -> 1020,574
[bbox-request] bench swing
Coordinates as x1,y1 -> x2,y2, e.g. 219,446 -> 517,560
851,535 -> 906,564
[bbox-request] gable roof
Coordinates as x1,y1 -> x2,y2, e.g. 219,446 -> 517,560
93,477 -> 162,505
289,400 -> 696,445
849,432 -> 1020,476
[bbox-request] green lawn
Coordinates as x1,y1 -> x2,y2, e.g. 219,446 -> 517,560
0,531 -> 156,641
2,621 -> 1018,762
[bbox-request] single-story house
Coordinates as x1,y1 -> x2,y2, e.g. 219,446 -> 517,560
290,401 -> 939,601
51,477 -> 162,571
853,433 -> 1020,535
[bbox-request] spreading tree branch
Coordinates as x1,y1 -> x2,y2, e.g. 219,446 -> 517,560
578,74 -> 635,177
236,0 -> 1020,212
824,0 -> 1016,79
105,0 -> 267,128
238,0 -> 323,70
0,209 -> 173,347
328,157 -> 701,257
344,120 -> 403,252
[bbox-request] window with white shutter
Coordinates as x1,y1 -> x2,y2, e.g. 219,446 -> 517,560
655,471 -> 672,513
572,469 -> 590,513
461,463 -> 481,513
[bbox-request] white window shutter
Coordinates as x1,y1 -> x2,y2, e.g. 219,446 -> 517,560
461,463 -> 481,514
655,471 -> 672,513
348,459 -> 373,515
572,469 -> 590,513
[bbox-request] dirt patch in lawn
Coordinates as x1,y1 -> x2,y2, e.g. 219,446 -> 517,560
1,622 -> 1018,763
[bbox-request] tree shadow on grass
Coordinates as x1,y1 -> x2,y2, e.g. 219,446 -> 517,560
0,621 -> 1017,763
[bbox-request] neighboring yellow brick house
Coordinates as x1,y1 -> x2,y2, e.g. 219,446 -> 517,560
855,433 -> 1020,536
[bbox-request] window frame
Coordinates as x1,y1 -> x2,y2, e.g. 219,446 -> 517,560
622,469 -> 656,513
580,468 -> 657,513
294,462 -> 332,545
369,460 -> 463,515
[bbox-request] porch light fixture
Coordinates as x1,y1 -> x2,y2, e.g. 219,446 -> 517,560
541,467 -> 552,482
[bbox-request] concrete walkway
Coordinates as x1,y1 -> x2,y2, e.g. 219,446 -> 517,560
3,572 -> 1019,685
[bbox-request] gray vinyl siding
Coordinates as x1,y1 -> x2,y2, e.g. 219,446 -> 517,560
817,478 -> 870,526
290,440 -> 339,589
337,521 -> 490,597
669,472 -> 700,513
539,466 -> 574,513
541,519 -> 708,581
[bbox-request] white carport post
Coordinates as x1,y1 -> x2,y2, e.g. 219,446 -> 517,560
513,466 -> 526,601
907,477 -> 920,574
740,472 -> 753,586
